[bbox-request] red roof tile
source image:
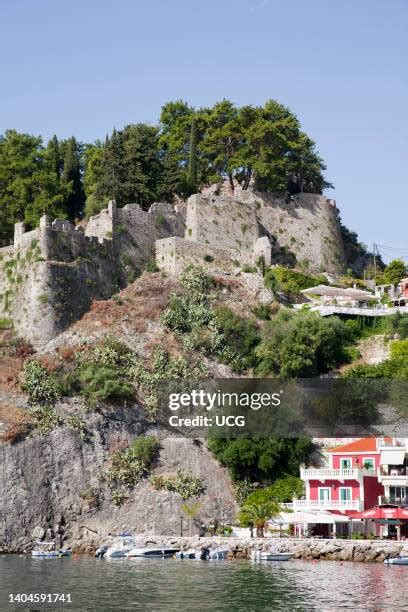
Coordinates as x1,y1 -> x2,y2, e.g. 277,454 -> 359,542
328,438 -> 379,453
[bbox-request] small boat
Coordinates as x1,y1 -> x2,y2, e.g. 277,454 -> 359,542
251,549 -> 294,562
175,547 -> 229,560
175,549 -> 197,559
384,556 -> 408,565
127,545 -> 180,558
96,533 -> 138,558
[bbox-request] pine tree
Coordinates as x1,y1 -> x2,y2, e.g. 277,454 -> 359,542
188,117 -> 198,192
46,135 -> 62,176
122,123 -> 161,209
96,129 -> 125,206
62,137 -> 84,219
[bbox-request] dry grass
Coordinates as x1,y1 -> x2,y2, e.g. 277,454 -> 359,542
0,402 -> 33,444
72,273 -> 178,337
0,330 -> 34,394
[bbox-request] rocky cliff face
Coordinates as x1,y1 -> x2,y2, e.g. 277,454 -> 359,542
0,271 -> 248,554
0,399 -> 237,553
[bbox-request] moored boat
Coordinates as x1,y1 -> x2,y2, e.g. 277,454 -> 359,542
251,549 -> 294,562
96,532 -> 138,558
384,556 -> 408,565
127,545 -> 180,558
175,547 -> 229,560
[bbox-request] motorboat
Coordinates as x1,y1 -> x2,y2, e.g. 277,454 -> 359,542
384,555 -> 408,565
95,532 -> 138,558
127,544 -> 180,558
175,546 -> 229,560
251,549 -> 294,561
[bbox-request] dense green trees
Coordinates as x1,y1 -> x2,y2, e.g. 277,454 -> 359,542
255,309 -> 353,377
208,437 -> 314,483
156,98 -> 331,197
0,98 -> 331,240
376,259 -> 407,285
0,130 -> 86,244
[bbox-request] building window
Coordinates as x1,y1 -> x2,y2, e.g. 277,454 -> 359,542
363,457 -> 374,470
389,486 -> 407,504
319,488 -> 331,501
339,487 -> 352,502
340,458 -> 352,469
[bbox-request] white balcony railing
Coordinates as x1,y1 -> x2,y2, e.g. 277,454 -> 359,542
300,468 -> 375,480
293,499 -> 363,511
378,472 -> 408,486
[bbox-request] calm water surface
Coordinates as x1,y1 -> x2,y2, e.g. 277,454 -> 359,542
1,555 -> 408,611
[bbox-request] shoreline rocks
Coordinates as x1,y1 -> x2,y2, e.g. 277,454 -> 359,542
77,536 -> 408,563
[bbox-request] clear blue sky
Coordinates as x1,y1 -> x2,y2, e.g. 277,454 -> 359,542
1,0 -> 407,261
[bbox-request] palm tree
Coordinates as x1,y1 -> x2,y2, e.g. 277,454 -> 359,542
181,501 -> 202,537
239,500 -> 280,538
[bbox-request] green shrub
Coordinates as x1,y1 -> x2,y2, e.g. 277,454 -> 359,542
264,266 -> 326,295
150,469 -> 205,500
155,213 -> 166,228
55,337 -> 135,407
77,364 -> 134,406
386,312 -> 408,339
244,476 -> 304,505
233,479 -> 256,504
130,436 -> 159,467
252,304 -> 271,320
130,347 -> 207,420
28,405 -> 62,435
106,448 -> 147,488
161,267 -> 260,373
66,414 -> 88,440
255,309 -> 351,377
126,269 -> 140,284
22,360 -> 59,405
111,489 -> 129,506
208,437 -> 314,483
214,306 -> 260,372
145,259 -> 159,273
161,267 -> 214,333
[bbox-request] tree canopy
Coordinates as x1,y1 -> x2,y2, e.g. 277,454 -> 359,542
376,259 -> 407,285
0,130 -> 84,245
0,98 -> 332,241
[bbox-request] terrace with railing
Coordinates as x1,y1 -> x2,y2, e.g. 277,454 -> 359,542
291,499 -> 363,511
300,467 -> 376,480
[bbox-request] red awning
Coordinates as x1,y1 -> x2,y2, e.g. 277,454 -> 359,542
354,506 -> 408,520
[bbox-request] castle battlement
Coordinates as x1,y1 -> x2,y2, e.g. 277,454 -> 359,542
0,198 -> 185,347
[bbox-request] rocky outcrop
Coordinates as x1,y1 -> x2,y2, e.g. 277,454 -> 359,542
0,401 -> 237,553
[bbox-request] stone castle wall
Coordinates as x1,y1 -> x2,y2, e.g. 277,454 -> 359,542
0,200 -> 185,346
156,191 -> 345,277
0,189 -> 345,346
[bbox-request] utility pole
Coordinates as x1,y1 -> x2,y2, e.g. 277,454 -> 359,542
373,243 -> 377,283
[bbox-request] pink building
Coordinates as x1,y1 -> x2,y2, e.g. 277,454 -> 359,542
288,437 -> 408,538
294,438 -> 385,516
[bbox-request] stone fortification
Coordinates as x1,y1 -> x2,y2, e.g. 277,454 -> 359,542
0,187 -> 345,346
156,190 -> 345,277
0,200 -> 184,346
